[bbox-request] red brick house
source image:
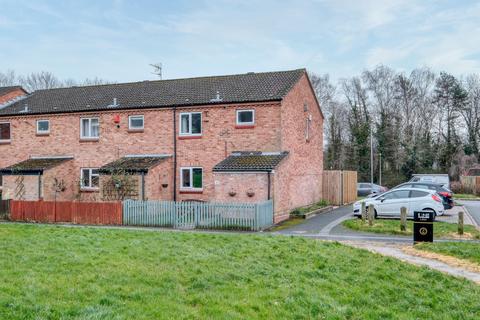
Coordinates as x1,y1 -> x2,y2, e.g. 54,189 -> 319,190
0,69 -> 323,222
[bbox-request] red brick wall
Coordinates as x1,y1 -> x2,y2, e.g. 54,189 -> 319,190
213,172 -> 269,203
0,101 -> 282,202
0,89 -> 26,105
274,74 -> 324,222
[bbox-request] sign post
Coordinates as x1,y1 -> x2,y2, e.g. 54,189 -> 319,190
413,211 -> 434,243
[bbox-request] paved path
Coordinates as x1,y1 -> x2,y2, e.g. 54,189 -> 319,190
348,242 -> 480,284
457,200 -> 480,228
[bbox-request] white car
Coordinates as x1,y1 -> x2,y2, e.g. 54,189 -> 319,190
353,188 -> 444,219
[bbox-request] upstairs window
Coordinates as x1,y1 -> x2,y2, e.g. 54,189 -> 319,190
36,120 -> 50,135
180,167 -> 203,190
236,109 -> 255,126
81,168 -> 99,189
0,122 -> 11,142
180,112 -> 202,136
129,115 -> 144,130
80,117 -> 99,139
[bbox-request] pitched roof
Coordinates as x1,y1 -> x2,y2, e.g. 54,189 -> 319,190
0,86 -> 24,96
213,151 -> 288,172
0,157 -> 73,174
99,155 -> 171,174
0,69 -> 305,116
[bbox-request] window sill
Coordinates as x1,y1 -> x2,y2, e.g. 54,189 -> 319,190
128,129 -> 144,133
0,140 -> 11,145
79,138 -> 99,142
178,135 -> 202,140
235,124 -> 255,129
36,133 -> 50,137
80,188 -> 100,193
180,189 -> 204,194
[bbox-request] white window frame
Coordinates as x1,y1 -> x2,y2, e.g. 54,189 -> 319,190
180,167 -> 203,190
128,115 -> 144,130
80,117 -> 100,139
36,119 -> 50,134
80,168 -> 100,190
179,112 -> 202,136
0,122 -> 11,142
236,109 -> 255,126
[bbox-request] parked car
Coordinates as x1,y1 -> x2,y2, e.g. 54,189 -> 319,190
391,182 -> 454,210
409,174 -> 450,189
357,183 -> 388,196
353,188 -> 444,219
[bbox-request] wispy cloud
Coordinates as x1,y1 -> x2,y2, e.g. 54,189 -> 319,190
0,0 -> 479,82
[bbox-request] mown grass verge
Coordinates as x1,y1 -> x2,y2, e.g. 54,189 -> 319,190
342,218 -> 480,239
416,241 -> 480,265
0,223 -> 480,319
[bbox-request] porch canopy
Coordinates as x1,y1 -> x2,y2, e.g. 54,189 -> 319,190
99,154 -> 171,174
0,156 -> 73,175
213,151 -> 288,172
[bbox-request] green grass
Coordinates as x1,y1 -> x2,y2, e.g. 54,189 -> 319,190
269,217 -> 305,231
454,193 -> 480,200
342,218 -> 480,239
416,242 -> 480,265
1,224 -> 480,319
290,199 -> 329,216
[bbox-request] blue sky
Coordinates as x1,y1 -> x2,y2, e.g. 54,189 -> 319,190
1,0 -> 479,82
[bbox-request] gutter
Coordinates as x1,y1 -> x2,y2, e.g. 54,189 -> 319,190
173,106 -> 177,201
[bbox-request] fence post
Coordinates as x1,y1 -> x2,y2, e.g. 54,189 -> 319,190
361,202 -> 366,223
400,207 -> 407,232
368,205 -> 374,226
458,211 -> 464,235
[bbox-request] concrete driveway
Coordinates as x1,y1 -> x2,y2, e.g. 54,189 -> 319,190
272,205 -> 412,242
272,203 -> 477,243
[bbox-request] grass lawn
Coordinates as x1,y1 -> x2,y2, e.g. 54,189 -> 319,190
1,224 -> 480,319
290,199 -> 329,216
454,193 -> 480,200
416,242 -> 480,265
342,218 -> 480,239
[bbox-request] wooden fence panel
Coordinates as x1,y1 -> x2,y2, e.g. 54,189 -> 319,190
323,170 -> 358,205
9,201 -> 122,225
460,176 -> 480,194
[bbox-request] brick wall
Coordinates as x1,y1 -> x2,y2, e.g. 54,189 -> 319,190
273,74 -> 324,222
213,172 -> 270,203
0,101 -> 282,202
3,175 -> 40,200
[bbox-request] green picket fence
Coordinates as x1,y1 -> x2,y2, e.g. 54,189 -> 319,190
123,200 -> 273,231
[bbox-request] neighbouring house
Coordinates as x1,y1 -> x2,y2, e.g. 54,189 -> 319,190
0,69 -> 323,222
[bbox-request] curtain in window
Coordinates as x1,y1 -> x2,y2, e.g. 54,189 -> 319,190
181,114 -> 189,134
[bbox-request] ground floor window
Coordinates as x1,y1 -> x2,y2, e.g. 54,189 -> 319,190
180,167 -> 203,190
81,168 -> 99,189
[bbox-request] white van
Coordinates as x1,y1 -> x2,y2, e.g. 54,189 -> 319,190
409,174 -> 450,189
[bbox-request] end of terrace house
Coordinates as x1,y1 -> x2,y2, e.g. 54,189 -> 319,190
0,69 -> 324,223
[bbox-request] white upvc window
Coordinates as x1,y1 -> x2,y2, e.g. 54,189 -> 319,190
36,120 -> 50,134
0,122 -> 11,142
236,109 -> 255,126
179,112 -> 202,136
80,168 -> 99,189
129,115 -> 144,130
80,117 -> 100,139
180,167 -> 203,190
